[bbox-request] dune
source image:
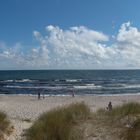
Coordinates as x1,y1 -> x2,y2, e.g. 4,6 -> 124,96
0,94 -> 140,140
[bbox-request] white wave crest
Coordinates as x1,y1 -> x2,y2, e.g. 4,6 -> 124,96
15,79 -> 35,82
74,84 -> 101,89
3,80 -> 14,82
66,79 -> 80,82
4,85 -> 65,90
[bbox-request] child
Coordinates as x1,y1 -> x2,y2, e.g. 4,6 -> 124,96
107,101 -> 112,111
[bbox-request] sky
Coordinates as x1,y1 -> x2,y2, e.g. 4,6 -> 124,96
0,0 -> 140,70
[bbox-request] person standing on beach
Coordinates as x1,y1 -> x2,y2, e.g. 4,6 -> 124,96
42,92 -> 45,99
107,101 -> 112,111
38,92 -> 40,100
72,92 -> 75,97
72,89 -> 75,97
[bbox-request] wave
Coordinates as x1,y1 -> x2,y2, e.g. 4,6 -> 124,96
4,85 -> 66,90
74,84 -> 101,89
2,80 -> 14,82
123,84 -> 140,89
66,79 -> 80,82
15,79 -> 35,82
100,83 -> 140,90
4,83 -> 101,90
0,79 -> 36,83
5,85 -> 21,88
55,79 -> 82,82
73,83 -> 140,90
1,79 -> 38,83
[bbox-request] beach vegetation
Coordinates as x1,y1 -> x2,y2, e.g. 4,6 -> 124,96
96,102 -> 140,140
124,118 -> 140,140
26,102 -> 90,140
26,102 -> 140,140
108,102 -> 140,118
0,111 -> 11,140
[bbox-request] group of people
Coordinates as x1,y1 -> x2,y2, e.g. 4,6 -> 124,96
37,91 -> 113,112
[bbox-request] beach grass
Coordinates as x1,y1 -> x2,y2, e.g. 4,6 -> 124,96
124,118 -> 140,140
0,111 -> 10,140
108,102 -> 140,118
26,102 -> 140,140
26,102 -> 90,140
97,102 -> 140,140
98,102 -> 140,115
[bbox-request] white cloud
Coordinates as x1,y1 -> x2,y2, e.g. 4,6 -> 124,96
1,22 -> 140,69
117,22 -> 140,46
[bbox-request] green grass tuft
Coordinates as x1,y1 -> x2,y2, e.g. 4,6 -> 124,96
97,102 -> 140,140
108,102 -> 140,117
0,111 -> 10,140
124,118 -> 140,140
97,102 -> 140,121
26,102 -> 90,140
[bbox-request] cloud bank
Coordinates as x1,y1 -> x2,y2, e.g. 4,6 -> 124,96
0,22 -> 140,69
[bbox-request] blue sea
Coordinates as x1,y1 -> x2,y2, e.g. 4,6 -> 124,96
0,70 -> 140,96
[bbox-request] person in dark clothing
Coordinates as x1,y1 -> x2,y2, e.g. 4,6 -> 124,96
38,92 -> 41,100
107,101 -> 112,111
72,92 -> 75,97
42,92 -> 45,99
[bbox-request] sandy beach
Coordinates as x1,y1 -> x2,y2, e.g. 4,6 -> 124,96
0,94 -> 140,140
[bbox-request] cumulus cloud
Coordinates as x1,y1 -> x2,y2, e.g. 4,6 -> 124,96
117,22 -> 140,46
115,22 -> 140,67
43,25 -> 109,68
1,22 -> 140,69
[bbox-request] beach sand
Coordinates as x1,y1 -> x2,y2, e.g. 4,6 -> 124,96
0,94 -> 140,140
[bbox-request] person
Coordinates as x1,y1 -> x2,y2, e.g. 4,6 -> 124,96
38,92 -> 41,100
72,92 -> 75,97
72,89 -> 75,97
107,101 -> 112,111
42,92 -> 45,99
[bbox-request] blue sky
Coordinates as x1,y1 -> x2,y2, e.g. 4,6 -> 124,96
0,0 -> 140,69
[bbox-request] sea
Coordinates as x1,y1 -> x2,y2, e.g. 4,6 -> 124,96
0,70 -> 140,96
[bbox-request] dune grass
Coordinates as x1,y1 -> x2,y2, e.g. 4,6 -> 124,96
26,102 -> 90,140
98,102 -> 140,116
124,118 -> 140,140
0,111 -> 10,140
97,102 -> 140,140
108,102 -> 140,118
26,102 -> 140,140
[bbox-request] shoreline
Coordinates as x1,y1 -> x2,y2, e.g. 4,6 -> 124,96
0,94 -> 140,120
1,92 -> 140,97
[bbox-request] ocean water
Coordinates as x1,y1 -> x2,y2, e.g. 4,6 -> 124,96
0,70 -> 140,95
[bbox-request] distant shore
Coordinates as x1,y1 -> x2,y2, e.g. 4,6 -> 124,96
0,94 -> 140,140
